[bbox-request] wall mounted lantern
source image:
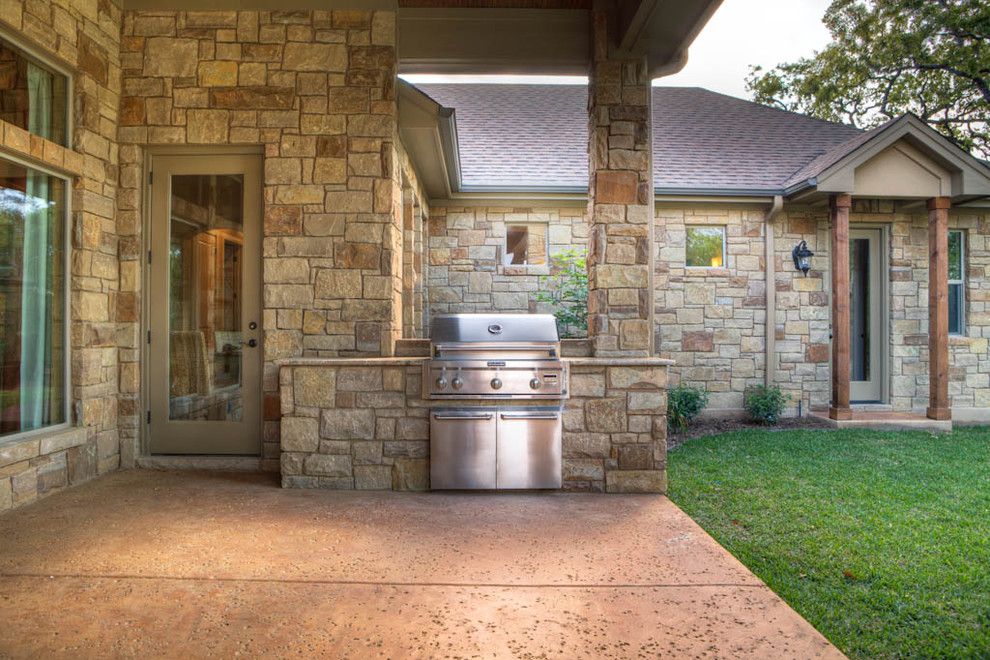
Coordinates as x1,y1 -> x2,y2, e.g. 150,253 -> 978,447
792,240 -> 814,276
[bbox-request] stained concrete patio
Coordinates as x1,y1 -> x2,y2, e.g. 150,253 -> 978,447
0,470 -> 842,658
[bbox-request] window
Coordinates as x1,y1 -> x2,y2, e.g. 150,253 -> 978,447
0,35 -> 69,145
0,158 -> 68,438
685,226 -> 726,268
505,223 -> 547,266
949,230 -> 965,335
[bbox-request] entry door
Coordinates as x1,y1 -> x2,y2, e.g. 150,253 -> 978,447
849,229 -> 885,402
148,154 -> 263,454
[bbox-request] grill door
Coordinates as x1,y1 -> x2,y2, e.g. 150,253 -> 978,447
430,410 -> 496,489
496,410 -> 562,489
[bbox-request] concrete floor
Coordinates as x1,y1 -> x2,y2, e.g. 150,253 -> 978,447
0,470 -> 842,659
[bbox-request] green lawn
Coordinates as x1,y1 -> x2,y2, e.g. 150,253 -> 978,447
668,427 -> 990,659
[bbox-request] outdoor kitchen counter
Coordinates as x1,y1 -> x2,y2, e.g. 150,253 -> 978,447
277,356 -> 671,493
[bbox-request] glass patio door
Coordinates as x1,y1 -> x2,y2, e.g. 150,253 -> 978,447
148,154 -> 262,454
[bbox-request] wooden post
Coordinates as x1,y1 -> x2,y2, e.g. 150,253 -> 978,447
927,197 -> 952,420
829,194 -> 853,421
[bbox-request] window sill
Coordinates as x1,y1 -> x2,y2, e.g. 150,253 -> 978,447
0,119 -> 83,177
685,267 -> 730,277
0,426 -> 87,469
503,265 -> 550,276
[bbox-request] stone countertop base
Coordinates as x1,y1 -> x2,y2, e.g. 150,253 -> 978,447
278,360 -> 670,493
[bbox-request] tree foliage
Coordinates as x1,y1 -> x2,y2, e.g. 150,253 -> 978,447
535,248 -> 588,339
747,0 -> 990,157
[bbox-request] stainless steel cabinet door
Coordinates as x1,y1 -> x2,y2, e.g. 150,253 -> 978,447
430,410 -> 497,489
496,410 -> 562,489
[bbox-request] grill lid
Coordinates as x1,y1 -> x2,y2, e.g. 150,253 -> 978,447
430,314 -> 559,345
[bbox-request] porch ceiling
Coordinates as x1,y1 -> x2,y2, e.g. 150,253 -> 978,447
397,0 -> 723,77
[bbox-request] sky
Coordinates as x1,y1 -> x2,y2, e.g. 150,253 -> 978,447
401,0 -> 834,101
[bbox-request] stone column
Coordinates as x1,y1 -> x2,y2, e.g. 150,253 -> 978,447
829,194 -> 852,421
587,10 -> 654,357
927,197 -> 952,420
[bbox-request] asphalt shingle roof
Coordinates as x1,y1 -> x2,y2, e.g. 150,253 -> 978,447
413,83 -> 864,193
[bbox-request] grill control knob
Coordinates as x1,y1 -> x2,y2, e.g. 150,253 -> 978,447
436,376 -> 448,390
530,377 -> 542,390
451,377 -> 464,390
490,377 -> 503,390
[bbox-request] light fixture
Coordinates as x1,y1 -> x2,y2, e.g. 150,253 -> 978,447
792,240 -> 814,276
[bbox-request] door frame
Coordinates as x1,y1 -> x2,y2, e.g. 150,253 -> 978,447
140,145 -> 264,457
846,223 -> 890,404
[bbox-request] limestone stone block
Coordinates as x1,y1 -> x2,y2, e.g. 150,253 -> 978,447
315,270 -> 362,299
186,109 -> 230,143
281,417 -> 319,452
608,366 -> 666,389
198,61 -> 238,86
383,441 -> 428,458
264,258 -> 310,284
392,458 -> 429,491
628,391 -> 664,411
313,157 -> 347,184
618,445 -> 652,470
562,433 -> 610,458
605,470 -> 666,494
282,43 -> 347,72
281,452 -> 304,476
336,367 -> 383,392
352,442 -> 383,465
321,409 -> 376,440
586,398 -> 626,433
354,465 -> 391,490
563,459 -> 604,482
144,38 -> 198,77
570,372 -> 606,398
304,454 -> 352,477
0,478 -> 10,510
395,418 -> 428,440
0,439 -> 39,468
595,264 -> 648,288
294,368 -> 336,407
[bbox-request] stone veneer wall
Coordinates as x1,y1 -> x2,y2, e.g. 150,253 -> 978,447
422,200 -> 990,417
117,9 -> 402,466
0,0 -> 123,513
426,205 -> 587,317
278,358 -> 669,492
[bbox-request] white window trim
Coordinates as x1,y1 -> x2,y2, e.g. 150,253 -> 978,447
0,151 -> 72,446
504,222 -> 550,268
0,26 -> 74,148
949,229 -> 965,336
685,225 -> 727,269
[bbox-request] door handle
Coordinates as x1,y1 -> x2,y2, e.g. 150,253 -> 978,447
500,413 -> 559,420
246,338 -> 258,348
433,413 -> 493,420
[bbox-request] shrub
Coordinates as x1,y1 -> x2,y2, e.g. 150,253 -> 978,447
535,248 -> 588,338
667,384 -> 709,432
744,385 -> 790,425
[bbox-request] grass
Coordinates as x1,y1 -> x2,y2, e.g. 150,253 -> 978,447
667,427 -> 990,659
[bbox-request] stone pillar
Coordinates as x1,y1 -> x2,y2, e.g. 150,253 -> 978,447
927,197 -> 952,420
829,194 -> 852,421
587,10 -> 654,357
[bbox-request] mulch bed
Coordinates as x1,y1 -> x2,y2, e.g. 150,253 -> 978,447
667,415 -> 833,449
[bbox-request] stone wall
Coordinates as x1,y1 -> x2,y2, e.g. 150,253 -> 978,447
423,200 -> 990,418
117,9 -> 401,466
278,357 -> 669,493
426,205 -> 586,318
0,0 -> 123,513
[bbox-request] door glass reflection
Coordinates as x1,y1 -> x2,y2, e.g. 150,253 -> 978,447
168,174 -> 244,421
849,238 -> 870,381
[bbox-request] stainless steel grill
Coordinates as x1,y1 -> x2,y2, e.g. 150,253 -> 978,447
424,314 -> 568,400
426,314 -> 567,490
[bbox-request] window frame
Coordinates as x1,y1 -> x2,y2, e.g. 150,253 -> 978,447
0,151 -> 72,445
0,26 -> 73,148
504,222 -> 549,268
684,225 -> 727,269
948,229 -> 965,336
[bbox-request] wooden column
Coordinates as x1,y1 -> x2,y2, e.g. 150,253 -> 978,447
927,197 -> 952,420
829,194 -> 853,421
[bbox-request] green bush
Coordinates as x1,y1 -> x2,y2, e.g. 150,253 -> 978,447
744,385 -> 789,425
535,248 -> 588,339
667,384 -> 709,432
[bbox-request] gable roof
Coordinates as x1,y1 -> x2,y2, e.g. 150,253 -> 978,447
413,83 -> 864,194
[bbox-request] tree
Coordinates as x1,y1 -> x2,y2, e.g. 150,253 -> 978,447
747,0 -> 990,158
535,248 -> 588,339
